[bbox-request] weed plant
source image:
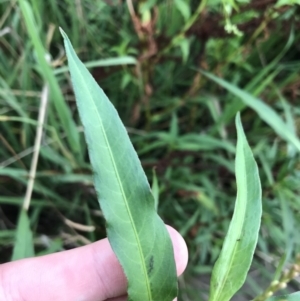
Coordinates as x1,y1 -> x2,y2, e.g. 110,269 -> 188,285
0,1 -> 300,300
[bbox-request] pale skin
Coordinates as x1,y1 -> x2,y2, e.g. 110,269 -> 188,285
0,226 -> 188,301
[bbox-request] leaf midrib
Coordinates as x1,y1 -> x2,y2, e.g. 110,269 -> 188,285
211,142 -> 247,301
68,43 -> 152,299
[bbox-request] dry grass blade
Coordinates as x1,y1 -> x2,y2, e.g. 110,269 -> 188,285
23,85 -> 49,211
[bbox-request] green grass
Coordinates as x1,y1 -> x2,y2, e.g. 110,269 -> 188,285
0,0 -> 300,300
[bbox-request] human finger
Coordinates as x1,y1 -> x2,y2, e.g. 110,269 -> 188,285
0,225 -> 188,301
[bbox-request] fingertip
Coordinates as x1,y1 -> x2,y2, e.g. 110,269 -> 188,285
166,225 -> 188,276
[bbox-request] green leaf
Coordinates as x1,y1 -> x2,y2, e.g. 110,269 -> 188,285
60,29 -> 177,301
174,0 -> 191,21
152,169 -> 159,211
199,70 -> 300,152
266,292 -> 300,301
17,0 -> 80,155
209,113 -> 262,301
178,37 -> 190,63
11,209 -> 35,261
276,0 -> 300,7
54,56 -> 137,75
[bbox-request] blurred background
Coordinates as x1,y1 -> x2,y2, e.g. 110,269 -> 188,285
0,0 -> 300,300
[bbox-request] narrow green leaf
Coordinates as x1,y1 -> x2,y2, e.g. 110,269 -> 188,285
152,169 -> 159,211
209,113 -> 262,301
0,230 -> 15,239
174,0 -> 191,21
277,190 -> 294,264
17,0 -> 81,155
266,292 -> 300,301
60,29 -> 177,301
54,56 -> 137,75
170,113 -> 179,142
11,209 -> 34,261
199,70 -> 300,152
0,76 -> 27,117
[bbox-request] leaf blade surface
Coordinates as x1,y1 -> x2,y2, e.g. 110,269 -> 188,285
60,29 -> 177,301
209,113 -> 262,301
12,209 -> 34,261
17,0 -> 80,154
199,70 -> 300,152
266,292 -> 300,301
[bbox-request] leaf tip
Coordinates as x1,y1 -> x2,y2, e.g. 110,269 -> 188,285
59,27 -> 68,40
235,112 -> 244,137
235,111 -> 241,125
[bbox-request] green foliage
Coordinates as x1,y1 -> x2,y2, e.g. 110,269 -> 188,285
17,0 -> 81,156
0,0 -> 300,299
276,0 -> 300,6
209,114 -> 262,301
200,70 -> 300,151
266,292 -> 300,301
61,29 -> 177,300
11,210 -> 34,261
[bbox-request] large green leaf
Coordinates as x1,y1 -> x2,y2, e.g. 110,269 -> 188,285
60,29 -> 177,301
209,113 -> 262,301
11,209 -> 34,261
199,70 -> 300,152
266,292 -> 300,301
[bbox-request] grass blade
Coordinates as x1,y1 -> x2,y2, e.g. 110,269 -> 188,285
54,56 -> 137,75
60,29 -> 178,301
152,169 -> 159,211
17,0 -> 81,154
209,113 -> 262,301
11,209 -> 34,261
199,70 -> 300,152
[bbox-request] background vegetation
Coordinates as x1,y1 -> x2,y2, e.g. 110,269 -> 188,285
0,0 -> 300,300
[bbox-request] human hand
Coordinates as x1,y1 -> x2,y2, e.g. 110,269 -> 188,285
0,226 -> 188,301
